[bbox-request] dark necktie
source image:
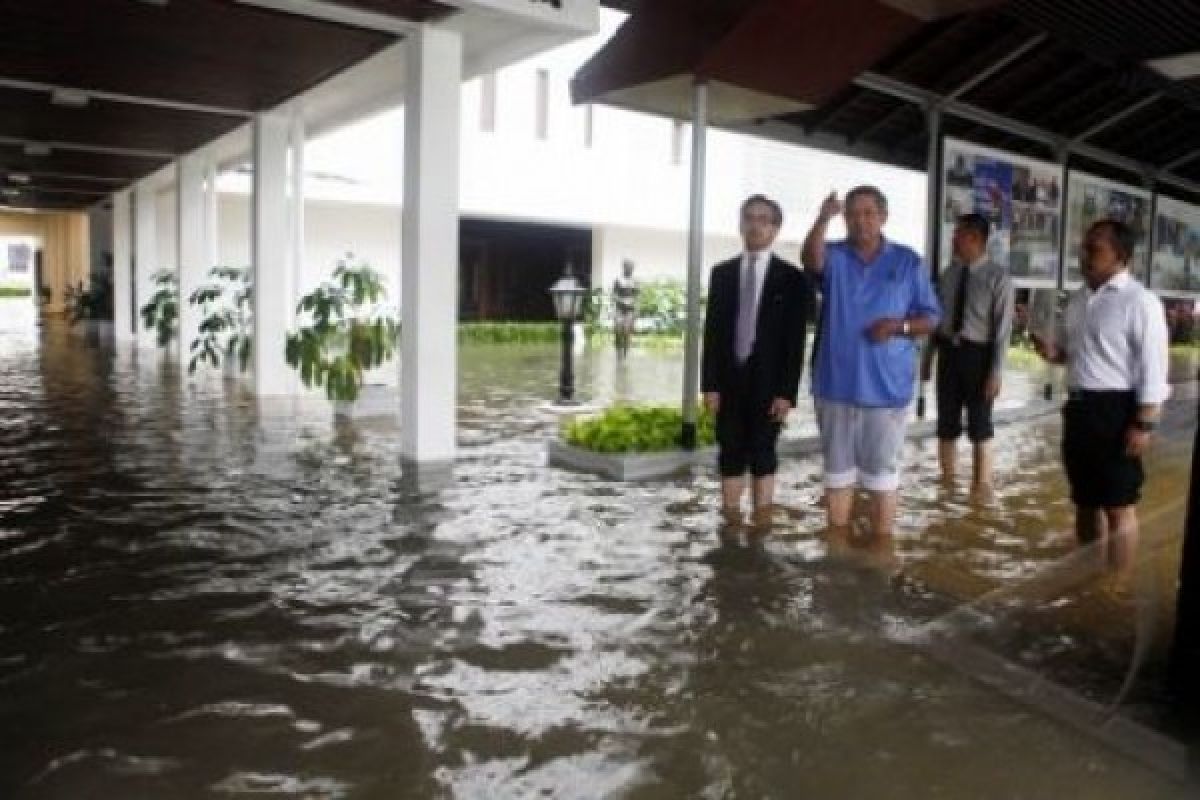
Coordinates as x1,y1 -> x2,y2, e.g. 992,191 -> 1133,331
951,266 -> 969,335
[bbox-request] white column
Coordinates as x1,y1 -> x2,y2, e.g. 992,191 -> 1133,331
133,181 -> 159,349
112,190 -> 134,342
680,81 -> 707,448
252,113 -> 294,396
204,155 -> 219,270
177,153 -> 207,372
288,110 -> 306,297
401,24 -> 462,465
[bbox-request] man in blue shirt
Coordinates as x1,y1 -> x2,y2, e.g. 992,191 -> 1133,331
801,186 -> 941,540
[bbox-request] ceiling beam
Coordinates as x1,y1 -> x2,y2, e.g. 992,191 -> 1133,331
0,77 -> 253,119
943,32 -> 1048,102
0,170 -> 126,185
1163,148 -> 1200,173
853,71 -> 1200,196
1071,91 -> 1162,143
0,136 -> 173,160
233,0 -> 419,34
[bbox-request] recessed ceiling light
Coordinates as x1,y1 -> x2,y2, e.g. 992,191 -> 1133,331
50,88 -> 89,108
8,173 -> 30,184
1146,51 -> 1200,81
23,143 -> 51,157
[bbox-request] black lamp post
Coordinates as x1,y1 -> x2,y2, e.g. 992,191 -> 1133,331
548,263 -> 586,405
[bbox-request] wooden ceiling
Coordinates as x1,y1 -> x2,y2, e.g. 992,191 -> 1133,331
0,0 -> 456,211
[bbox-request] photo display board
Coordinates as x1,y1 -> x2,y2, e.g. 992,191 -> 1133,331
1149,193 -> 1200,297
1064,170 -> 1151,287
941,137 -> 1063,288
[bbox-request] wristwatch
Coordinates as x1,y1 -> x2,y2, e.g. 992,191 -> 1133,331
901,319 -> 912,337
1131,419 -> 1158,433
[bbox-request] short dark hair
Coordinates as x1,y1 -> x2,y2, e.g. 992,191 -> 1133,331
1088,218 -> 1136,262
741,194 -> 783,227
845,185 -> 888,214
955,212 -> 990,242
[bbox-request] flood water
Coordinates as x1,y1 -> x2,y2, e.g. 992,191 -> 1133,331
1,300 -> 1197,799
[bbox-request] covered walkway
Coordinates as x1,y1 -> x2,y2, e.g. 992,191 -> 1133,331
0,0 -> 599,465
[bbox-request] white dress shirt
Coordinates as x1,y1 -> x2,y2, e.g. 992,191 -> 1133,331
741,249 -> 771,317
1060,270 -> 1170,405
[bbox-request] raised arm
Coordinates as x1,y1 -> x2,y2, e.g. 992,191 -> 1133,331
801,191 -> 843,276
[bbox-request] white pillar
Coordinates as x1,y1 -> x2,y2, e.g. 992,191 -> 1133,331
288,110 -> 306,297
680,81 -> 707,448
133,181 -> 159,348
401,24 -> 462,465
252,113 -> 294,396
112,190 -> 134,342
204,155 -> 219,270
177,153 -> 207,372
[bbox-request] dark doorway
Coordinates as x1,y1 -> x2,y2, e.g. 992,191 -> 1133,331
459,217 -> 591,321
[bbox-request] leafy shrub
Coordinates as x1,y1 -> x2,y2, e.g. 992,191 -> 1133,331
139,270 -> 178,348
563,404 -> 716,453
0,287 -> 31,298
285,256 -> 399,403
458,322 -> 562,344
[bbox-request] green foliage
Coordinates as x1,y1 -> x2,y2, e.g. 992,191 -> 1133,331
188,266 -> 253,375
1005,342 -> 1042,370
562,404 -> 716,454
636,279 -> 692,334
285,256 -> 399,403
139,270 -> 178,348
458,321 -> 562,344
586,278 -> 703,337
0,286 -> 31,298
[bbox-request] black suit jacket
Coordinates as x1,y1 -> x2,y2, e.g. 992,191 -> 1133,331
701,253 -> 813,405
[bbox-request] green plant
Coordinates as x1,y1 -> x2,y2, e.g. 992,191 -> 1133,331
188,266 -> 253,374
562,404 -> 716,453
458,321 -> 562,344
0,286 -> 32,298
285,256 -> 399,403
140,270 -> 178,348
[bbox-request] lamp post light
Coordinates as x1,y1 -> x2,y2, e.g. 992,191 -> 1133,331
548,263 -> 587,406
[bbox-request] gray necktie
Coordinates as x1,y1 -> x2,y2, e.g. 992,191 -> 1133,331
735,255 -> 758,363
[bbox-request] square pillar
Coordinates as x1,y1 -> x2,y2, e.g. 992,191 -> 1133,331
401,24 -> 462,465
252,113 -> 294,396
112,190 -> 134,342
133,181 -> 159,349
177,153 -> 207,372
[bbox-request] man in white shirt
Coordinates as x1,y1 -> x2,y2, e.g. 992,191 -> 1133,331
1032,219 -> 1170,573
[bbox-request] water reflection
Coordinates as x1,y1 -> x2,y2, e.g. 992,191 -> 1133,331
0,311 -> 1195,798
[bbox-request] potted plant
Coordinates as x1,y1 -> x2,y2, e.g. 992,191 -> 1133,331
140,269 -> 178,350
285,255 -> 399,417
187,266 -> 252,377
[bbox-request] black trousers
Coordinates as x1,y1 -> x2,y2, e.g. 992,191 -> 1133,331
716,360 -> 782,478
935,338 -> 995,442
1062,389 -> 1143,509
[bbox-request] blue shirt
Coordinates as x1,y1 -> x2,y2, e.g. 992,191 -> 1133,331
812,239 -> 941,408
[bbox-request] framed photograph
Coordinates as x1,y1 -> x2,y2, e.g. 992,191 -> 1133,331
1063,170 -> 1151,288
1149,194 -> 1200,297
940,137 -> 1063,289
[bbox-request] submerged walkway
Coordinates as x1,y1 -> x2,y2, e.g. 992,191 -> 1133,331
1,312 -> 1196,798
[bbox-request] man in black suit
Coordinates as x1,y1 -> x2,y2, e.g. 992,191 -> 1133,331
702,195 -> 812,530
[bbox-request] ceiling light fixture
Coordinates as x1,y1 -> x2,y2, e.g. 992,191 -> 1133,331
50,88 -> 90,108
1146,51 -> 1200,81
8,173 -> 31,184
